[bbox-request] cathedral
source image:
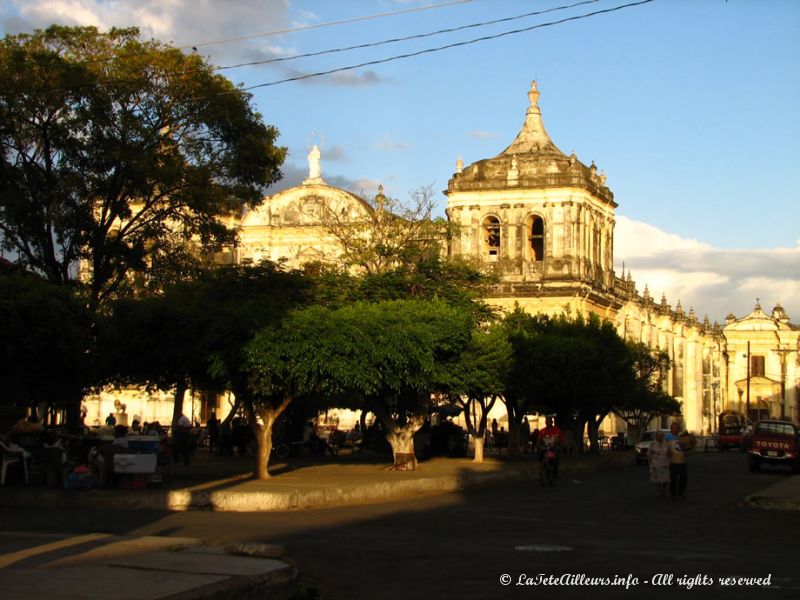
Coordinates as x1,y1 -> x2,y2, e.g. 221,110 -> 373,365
87,83 -> 799,436
440,82 -> 798,433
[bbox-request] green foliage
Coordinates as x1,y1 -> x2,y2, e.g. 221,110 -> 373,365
309,256 -> 494,321
444,323 -> 511,402
0,25 -> 286,308
99,262 -> 309,394
504,308 -> 635,419
317,184 -> 454,275
0,274 -> 91,411
246,299 -> 474,409
613,342 -> 681,427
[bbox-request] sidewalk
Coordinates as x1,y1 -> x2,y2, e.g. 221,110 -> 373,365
0,531 -> 296,600
0,450 -> 622,600
3,448 -> 799,513
2,449 -> 798,600
0,449 -> 553,512
743,475 -> 800,511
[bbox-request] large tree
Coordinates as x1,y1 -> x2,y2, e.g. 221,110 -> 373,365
316,184 -> 454,275
246,299 -> 474,477
0,273 -> 91,427
99,262 -> 309,429
504,309 -> 637,454
0,25 -> 285,309
613,342 -> 680,442
443,323 -> 511,462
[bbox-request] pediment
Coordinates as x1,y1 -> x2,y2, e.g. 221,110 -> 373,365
242,183 -> 372,228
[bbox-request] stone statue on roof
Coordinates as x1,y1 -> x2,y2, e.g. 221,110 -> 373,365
307,144 -> 322,181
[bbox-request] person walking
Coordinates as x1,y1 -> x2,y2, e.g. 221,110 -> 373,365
647,430 -> 670,498
206,412 -> 220,454
173,413 -> 193,466
666,422 -> 687,500
520,417 -> 531,453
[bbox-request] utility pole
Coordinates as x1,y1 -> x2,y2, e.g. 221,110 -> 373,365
773,345 -> 792,420
746,341 -> 751,423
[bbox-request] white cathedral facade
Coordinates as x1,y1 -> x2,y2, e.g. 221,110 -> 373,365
87,83 -> 798,436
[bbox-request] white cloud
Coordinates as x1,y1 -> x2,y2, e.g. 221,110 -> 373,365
2,0 -> 294,65
615,215 -> 800,324
469,130 -> 499,139
373,134 -> 410,151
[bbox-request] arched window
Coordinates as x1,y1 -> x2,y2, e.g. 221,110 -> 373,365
529,215 -> 545,261
482,216 -> 501,260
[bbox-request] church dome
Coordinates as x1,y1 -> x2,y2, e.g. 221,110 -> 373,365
446,81 -> 615,206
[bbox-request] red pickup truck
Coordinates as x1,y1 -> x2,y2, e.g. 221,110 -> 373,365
747,420 -> 800,473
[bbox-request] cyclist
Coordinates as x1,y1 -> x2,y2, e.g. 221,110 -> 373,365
538,416 -> 565,479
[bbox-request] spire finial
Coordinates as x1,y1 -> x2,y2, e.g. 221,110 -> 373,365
528,81 -> 540,108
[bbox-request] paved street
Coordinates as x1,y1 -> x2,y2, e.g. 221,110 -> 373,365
1,450 -> 798,599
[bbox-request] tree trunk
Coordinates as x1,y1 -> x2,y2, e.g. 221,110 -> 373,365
252,396 -> 292,480
221,395 -> 241,428
386,428 -> 417,470
507,418 -> 521,457
374,406 -> 426,471
463,396 -> 494,463
254,416 -> 274,480
473,436 -> 485,462
586,417 -> 600,455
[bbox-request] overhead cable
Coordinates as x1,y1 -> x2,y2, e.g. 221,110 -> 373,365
216,0 -> 601,72
244,0 -> 655,90
178,0 -> 475,51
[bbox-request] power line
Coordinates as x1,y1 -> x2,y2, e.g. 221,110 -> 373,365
3,0 -> 654,97
177,0 -> 476,51
215,0 -> 601,72
244,0 -> 655,90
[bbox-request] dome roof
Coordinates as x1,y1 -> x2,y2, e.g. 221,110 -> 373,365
447,81 -> 615,206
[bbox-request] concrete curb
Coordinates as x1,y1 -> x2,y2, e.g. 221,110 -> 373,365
743,495 -> 800,511
0,463 -> 538,512
211,465 -> 538,511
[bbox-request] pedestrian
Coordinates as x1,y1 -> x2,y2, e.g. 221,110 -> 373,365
538,416 -> 565,479
666,422 -> 688,500
206,412 -> 220,453
491,418 -> 499,450
520,417 -> 531,453
105,412 -> 116,427
173,413 -> 192,466
647,430 -> 670,498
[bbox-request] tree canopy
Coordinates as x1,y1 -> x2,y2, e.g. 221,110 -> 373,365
0,273 -> 91,423
316,184 -> 453,275
0,25 -> 286,309
246,298 -> 475,474
99,262 -> 309,428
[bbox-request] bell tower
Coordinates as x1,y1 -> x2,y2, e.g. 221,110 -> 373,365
445,82 -> 619,315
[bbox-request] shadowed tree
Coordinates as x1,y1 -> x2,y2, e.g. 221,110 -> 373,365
443,323 -> 512,462
0,273 -> 91,428
504,308 -> 639,454
613,342 -> 680,441
99,262 -> 309,430
246,299 -> 474,477
0,25 -> 285,309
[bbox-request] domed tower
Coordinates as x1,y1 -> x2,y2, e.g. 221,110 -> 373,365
446,82 -> 619,315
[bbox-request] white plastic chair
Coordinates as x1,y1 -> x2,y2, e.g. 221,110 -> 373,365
1,441 -> 29,485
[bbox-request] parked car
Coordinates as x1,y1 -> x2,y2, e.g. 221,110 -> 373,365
634,430 -> 671,465
747,420 -> 800,473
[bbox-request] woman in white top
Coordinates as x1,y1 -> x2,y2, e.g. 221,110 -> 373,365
647,430 -> 670,498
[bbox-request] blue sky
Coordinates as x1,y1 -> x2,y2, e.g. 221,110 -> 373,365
2,0 -> 798,323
